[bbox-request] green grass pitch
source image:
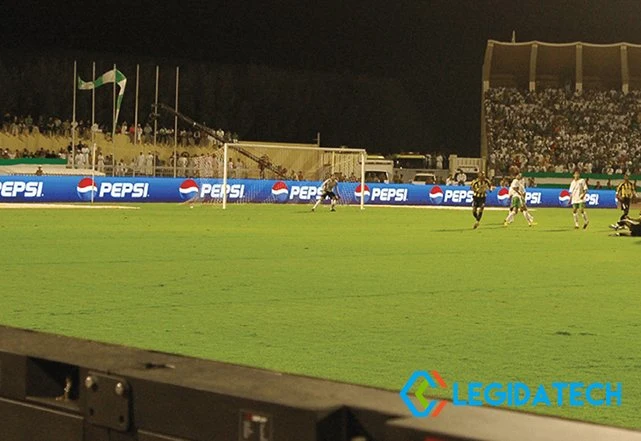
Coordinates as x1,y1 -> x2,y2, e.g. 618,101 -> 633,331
1,203 -> 639,429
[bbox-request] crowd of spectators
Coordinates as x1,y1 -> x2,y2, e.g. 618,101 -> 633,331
485,88 -> 641,175
1,112 -> 110,139
1,112 -> 239,148
1,147 -> 67,160
118,121 -> 238,147
425,153 -> 447,170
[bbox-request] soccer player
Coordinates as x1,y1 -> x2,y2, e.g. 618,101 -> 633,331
517,173 -> 536,226
470,171 -> 492,229
569,170 -> 589,229
504,173 -> 534,226
312,176 -> 340,212
610,211 -> 641,237
613,174 -> 636,224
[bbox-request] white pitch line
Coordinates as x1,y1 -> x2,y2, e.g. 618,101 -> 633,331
360,205 -> 525,211
0,203 -> 140,209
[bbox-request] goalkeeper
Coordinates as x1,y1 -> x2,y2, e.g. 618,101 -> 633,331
312,176 -> 340,212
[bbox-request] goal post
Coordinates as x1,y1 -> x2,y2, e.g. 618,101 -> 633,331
217,142 -> 366,209
222,142 -> 229,210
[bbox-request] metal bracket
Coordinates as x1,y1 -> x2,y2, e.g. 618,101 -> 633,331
84,371 -> 131,431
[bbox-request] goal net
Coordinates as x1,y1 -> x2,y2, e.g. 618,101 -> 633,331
184,142 -> 366,209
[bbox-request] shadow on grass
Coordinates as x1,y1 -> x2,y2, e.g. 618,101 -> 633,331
433,225 -> 505,232
539,229 -> 574,233
297,209 -> 338,214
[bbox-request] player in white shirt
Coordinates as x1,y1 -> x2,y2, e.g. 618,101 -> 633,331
569,170 -> 589,229
518,175 -> 536,226
312,176 -> 340,212
504,173 -> 535,226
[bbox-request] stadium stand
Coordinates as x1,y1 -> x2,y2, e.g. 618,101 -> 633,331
485,87 -> 641,175
2,111 -> 238,147
1,107 -> 344,180
1,110 -> 240,175
482,41 -> 641,178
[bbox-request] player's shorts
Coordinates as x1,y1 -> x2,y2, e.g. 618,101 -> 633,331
510,196 -> 522,209
620,197 -> 631,209
572,202 -> 585,209
321,191 -> 337,200
629,222 -> 641,237
472,196 -> 486,208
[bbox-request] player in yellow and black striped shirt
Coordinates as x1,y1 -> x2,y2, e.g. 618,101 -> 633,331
615,174 -> 636,221
470,171 -> 493,229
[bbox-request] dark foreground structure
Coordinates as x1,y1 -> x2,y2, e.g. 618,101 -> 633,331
1,325 -> 640,441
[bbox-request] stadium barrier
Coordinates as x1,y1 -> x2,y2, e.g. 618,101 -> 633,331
0,158 -> 68,165
521,172 -> 641,191
1,325 -> 640,441
0,175 -> 618,208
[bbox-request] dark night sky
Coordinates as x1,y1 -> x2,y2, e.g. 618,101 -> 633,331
3,0 -> 641,155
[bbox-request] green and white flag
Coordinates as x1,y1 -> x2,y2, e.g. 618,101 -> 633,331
78,69 -> 127,125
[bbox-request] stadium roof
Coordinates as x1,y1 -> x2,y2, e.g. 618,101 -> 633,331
482,40 -> 641,91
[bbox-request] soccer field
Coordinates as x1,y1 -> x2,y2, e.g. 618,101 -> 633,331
1,203 -> 639,429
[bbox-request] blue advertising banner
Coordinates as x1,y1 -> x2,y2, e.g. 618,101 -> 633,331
0,176 -> 618,208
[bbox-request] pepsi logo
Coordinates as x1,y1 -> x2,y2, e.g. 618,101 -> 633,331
558,190 -> 571,207
271,181 -> 289,203
429,185 -> 444,204
179,179 -> 199,200
77,177 -> 97,201
354,184 -> 371,203
497,187 -> 510,206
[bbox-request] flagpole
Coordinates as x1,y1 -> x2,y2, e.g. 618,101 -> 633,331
134,64 -> 139,152
153,65 -> 159,152
71,61 -> 77,170
91,142 -> 96,204
112,63 -> 117,177
174,66 -> 179,178
91,62 -> 96,163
